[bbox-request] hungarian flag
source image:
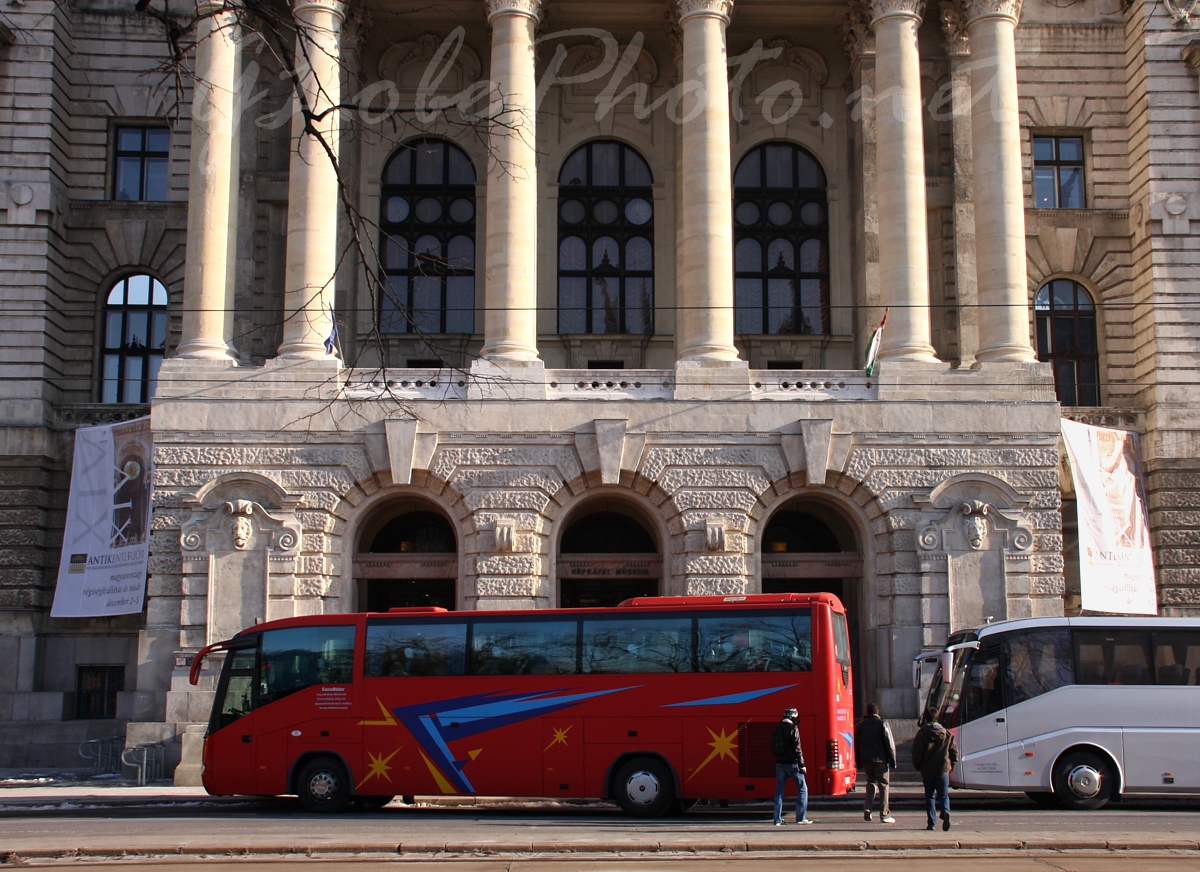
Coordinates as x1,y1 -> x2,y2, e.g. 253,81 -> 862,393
864,308 -> 888,376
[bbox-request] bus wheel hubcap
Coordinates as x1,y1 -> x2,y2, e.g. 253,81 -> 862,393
627,771 -> 660,805
310,772 -> 338,800
1067,765 -> 1101,798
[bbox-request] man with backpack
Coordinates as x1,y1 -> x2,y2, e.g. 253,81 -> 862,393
770,706 -> 815,825
911,708 -> 959,831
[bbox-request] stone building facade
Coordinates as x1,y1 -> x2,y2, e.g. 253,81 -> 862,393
0,0 -> 1197,774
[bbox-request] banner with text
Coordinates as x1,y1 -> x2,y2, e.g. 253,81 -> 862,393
52,416 -> 153,617
1060,418 -> 1157,615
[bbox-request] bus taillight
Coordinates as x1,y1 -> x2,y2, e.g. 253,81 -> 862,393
826,738 -> 841,769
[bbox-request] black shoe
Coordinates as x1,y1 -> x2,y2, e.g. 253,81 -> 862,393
925,824 -> 934,830
941,812 -> 951,831
863,810 -> 871,822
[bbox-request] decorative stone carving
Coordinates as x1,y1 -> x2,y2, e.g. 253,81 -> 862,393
484,0 -> 543,21
870,0 -> 926,24
939,0 -> 970,55
1165,0 -> 1200,29
843,1 -> 876,57
676,0 -> 734,22
962,0 -> 1021,24
495,519 -> 516,552
705,518 -> 727,552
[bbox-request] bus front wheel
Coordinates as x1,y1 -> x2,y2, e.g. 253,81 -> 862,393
297,757 -> 351,813
614,757 -> 675,818
1052,751 -> 1114,810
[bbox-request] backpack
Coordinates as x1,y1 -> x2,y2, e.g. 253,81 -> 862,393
770,722 -> 792,759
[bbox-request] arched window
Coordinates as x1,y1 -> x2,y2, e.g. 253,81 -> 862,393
733,142 -> 829,335
380,139 -> 477,335
100,274 -> 167,403
557,141 -> 654,335
1034,279 -> 1099,406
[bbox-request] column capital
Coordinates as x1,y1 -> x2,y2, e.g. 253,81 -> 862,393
292,0 -> 347,22
843,1 -> 876,58
484,0 -> 543,23
963,0 -> 1022,26
939,0 -> 971,56
676,0 -> 734,26
196,0 -> 236,16
870,0 -> 925,26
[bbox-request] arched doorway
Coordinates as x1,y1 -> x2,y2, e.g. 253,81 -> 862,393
354,504 -> 458,610
558,504 -> 661,608
760,504 -> 864,708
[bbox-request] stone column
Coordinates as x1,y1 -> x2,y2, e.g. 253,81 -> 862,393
480,0 -> 542,362
675,0 -> 739,362
277,0 -> 346,359
176,0 -> 241,361
965,0 -> 1036,363
870,0 -> 939,363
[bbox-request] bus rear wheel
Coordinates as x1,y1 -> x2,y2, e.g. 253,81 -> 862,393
1052,751 -> 1114,810
297,757 -> 351,813
614,757 -> 675,818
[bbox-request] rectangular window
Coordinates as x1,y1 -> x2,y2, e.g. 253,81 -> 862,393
113,126 -> 170,201
1032,135 -> 1085,208
1075,630 -> 1152,685
470,619 -> 578,675
75,665 -> 124,719
364,620 -> 466,677
698,611 -> 812,673
582,616 -> 692,674
1004,629 -> 1073,702
259,625 -> 356,704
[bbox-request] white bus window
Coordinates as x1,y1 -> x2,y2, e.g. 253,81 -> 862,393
1004,629 -> 1073,703
960,647 -> 1004,723
1075,631 -> 1152,685
1152,631 -> 1200,685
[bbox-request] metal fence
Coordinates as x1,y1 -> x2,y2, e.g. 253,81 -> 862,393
78,736 -> 123,775
120,742 -> 166,785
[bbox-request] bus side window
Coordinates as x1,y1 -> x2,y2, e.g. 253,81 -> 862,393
962,648 -> 1003,723
1004,629 -> 1073,703
365,621 -> 466,677
1075,630 -> 1152,685
1153,631 -> 1200,685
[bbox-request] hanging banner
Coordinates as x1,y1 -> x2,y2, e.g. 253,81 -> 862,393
1060,418 -> 1157,615
52,416 -> 153,617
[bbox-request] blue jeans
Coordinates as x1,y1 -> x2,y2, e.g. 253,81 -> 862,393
922,772 -> 950,828
773,763 -> 808,823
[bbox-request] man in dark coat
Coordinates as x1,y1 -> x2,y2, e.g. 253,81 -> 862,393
854,702 -> 897,823
911,709 -> 959,831
770,707 -> 814,825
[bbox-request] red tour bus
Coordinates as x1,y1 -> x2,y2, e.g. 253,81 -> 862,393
189,593 -> 856,815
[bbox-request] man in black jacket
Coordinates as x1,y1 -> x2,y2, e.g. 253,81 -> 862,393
770,707 -> 814,825
854,702 -> 897,823
911,709 -> 959,831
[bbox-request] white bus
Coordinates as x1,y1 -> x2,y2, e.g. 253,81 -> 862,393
914,616 -> 1200,809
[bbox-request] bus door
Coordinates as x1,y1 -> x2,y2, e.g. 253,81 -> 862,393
949,643 -> 1008,788
203,644 -> 260,796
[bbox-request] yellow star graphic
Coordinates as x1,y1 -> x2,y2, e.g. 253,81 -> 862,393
356,747 -> 401,789
543,725 -> 572,752
687,726 -> 738,782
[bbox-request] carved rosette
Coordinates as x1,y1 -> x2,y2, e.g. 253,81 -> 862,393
484,0 -> 543,22
939,0 -> 970,56
962,0 -> 1021,25
870,0 -> 926,26
676,0 -> 734,25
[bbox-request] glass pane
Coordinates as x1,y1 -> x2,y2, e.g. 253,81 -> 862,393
961,649 -> 1004,722
1076,288 -> 1095,310
1035,314 -> 1051,357
411,276 -> 441,333
117,127 -> 143,152
698,612 -> 812,672
146,354 -> 162,397
381,277 -> 409,333
558,278 -> 587,333
1054,360 -> 1078,405
383,148 -> 412,185
767,202 -> 792,226
385,236 -> 408,270
1034,167 -> 1057,208
560,147 -> 587,186
592,277 -> 618,333
799,238 -> 825,273
625,148 -> 652,186
101,355 -> 120,403
1058,137 -> 1084,162
122,357 -> 143,403
1033,136 -> 1055,162
115,158 -> 142,200
151,311 -> 167,348
107,280 -> 126,305
1052,315 -> 1076,353
1078,316 -> 1097,353
593,237 -> 619,268
414,141 -> 443,183
448,198 -> 474,223
593,200 -> 618,224
386,197 -> 410,223
767,239 -> 794,271
126,274 -> 150,305
735,201 -> 759,226
800,202 -> 824,226
767,278 -> 793,333
591,142 -> 620,186
415,197 -> 442,222
625,198 -> 653,225
560,199 -> 585,224
799,279 -> 824,333
1034,287 -> 1050,309
447,146 -> 474,185
143,158 -> 168,201
1052,280 -> 1075,309
795,149 -> 824,187
764,144 -> 793,188
471,620 -> 578,675
626,236 -> 652,271
1075,630 -> 1152,685
364,620 -> 466,678
735,239 -> 762,272
1059,166 -> 1084,208
626,278 -> 651,334
126,311 -> 149,348
735,279 -> 763,333
582,616 -> 692,674
145,128 -> 170,153
1005,629 -> 1073,703
734,148 -> 761,186
151,278 -> 168,305
1078,358 -> 1099,406
447,235 -> 474,269
445,276 -> 474,333
415,234 -> 441,264
559,237 -> 586,271
106,311 -> 124,348
1153,631 -> 1200,685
